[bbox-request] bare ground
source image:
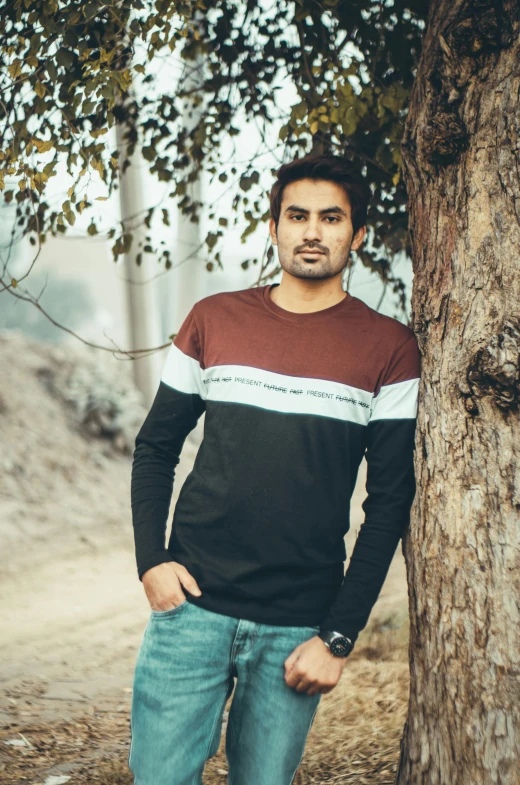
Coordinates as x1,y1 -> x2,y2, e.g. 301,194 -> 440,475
0,331 -> 410,784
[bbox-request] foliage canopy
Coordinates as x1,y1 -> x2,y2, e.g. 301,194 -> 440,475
1,0 -> 427,313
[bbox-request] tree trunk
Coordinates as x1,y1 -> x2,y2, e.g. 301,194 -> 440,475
397,2 -> 520,783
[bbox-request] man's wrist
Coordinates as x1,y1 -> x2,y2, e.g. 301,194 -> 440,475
138,551 -> 174,581
318,630 -> 354,658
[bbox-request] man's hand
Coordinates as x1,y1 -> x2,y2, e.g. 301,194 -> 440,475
284,636 -> 348,696
142,561 -> 202,612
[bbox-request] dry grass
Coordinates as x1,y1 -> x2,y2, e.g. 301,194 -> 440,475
206,617 -> 411,785
0,615 -> 409,784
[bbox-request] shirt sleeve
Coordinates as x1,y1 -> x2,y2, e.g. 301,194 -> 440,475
318,333 -> 421,644
130,305 -> 206,581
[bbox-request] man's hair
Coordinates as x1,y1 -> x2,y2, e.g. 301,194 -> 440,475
269,154 -> 372,234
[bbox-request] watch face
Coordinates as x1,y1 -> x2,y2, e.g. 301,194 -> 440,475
330,636 -> 352,657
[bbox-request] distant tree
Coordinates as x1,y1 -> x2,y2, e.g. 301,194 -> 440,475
0,0 -> 426,321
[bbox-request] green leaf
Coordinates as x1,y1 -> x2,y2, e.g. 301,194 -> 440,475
56,48 -> 75,69
82,99 -> 96,114
205,231 -> 219,250
123,233 -> 133,253
239,174 -> 254,192
340,107 -> 357,136
83,2 -> 98,19
8,60 -> 22,79
46,60 -> 58,82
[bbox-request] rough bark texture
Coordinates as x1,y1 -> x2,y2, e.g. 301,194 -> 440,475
397,1 -> 520,783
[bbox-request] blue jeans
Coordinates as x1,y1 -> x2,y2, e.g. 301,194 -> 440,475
128,598 -> 322,784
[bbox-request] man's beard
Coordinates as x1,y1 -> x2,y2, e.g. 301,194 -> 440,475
277,246 -> 351,280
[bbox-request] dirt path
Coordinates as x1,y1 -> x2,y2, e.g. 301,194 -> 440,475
0,548 -> 145,727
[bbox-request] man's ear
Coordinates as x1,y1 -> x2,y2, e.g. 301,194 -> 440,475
269,217 -> 278,246
351,224 -> 366,252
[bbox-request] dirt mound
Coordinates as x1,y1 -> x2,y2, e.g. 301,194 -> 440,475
0,330 -> 201,574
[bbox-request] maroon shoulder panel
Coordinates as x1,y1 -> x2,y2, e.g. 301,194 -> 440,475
174,285 -> 419,395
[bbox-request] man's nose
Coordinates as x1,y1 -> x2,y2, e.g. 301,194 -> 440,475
302,218 -> 322,243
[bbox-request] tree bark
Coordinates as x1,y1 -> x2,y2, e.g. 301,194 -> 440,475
397,1 -> 520,783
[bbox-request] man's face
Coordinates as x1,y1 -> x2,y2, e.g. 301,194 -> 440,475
268,178 -> 366,282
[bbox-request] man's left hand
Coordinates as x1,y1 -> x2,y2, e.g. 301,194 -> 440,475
284,636 -> 349,695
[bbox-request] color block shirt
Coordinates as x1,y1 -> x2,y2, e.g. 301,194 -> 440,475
131,283 -> 421,644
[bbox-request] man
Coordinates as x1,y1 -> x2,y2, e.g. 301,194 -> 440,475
128,154 -> 421,785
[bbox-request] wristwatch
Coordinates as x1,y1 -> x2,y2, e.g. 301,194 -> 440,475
318,630 -> 354,657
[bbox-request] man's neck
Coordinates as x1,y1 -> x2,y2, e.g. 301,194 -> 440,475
269,277 -> 347,314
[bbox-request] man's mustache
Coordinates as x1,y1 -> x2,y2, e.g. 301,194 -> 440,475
295,245 -> 328,254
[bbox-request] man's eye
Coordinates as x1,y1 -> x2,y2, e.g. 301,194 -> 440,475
289,215 -> 339,222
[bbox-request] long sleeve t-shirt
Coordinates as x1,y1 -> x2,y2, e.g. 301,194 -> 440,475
131,283 -> 421,645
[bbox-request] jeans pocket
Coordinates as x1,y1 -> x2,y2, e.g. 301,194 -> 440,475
150,599 -> 188,618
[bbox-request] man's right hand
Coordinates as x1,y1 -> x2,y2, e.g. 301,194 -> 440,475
142,561 -> 202,612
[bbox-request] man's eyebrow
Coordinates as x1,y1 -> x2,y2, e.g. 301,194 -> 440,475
284,204 -> 348,217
